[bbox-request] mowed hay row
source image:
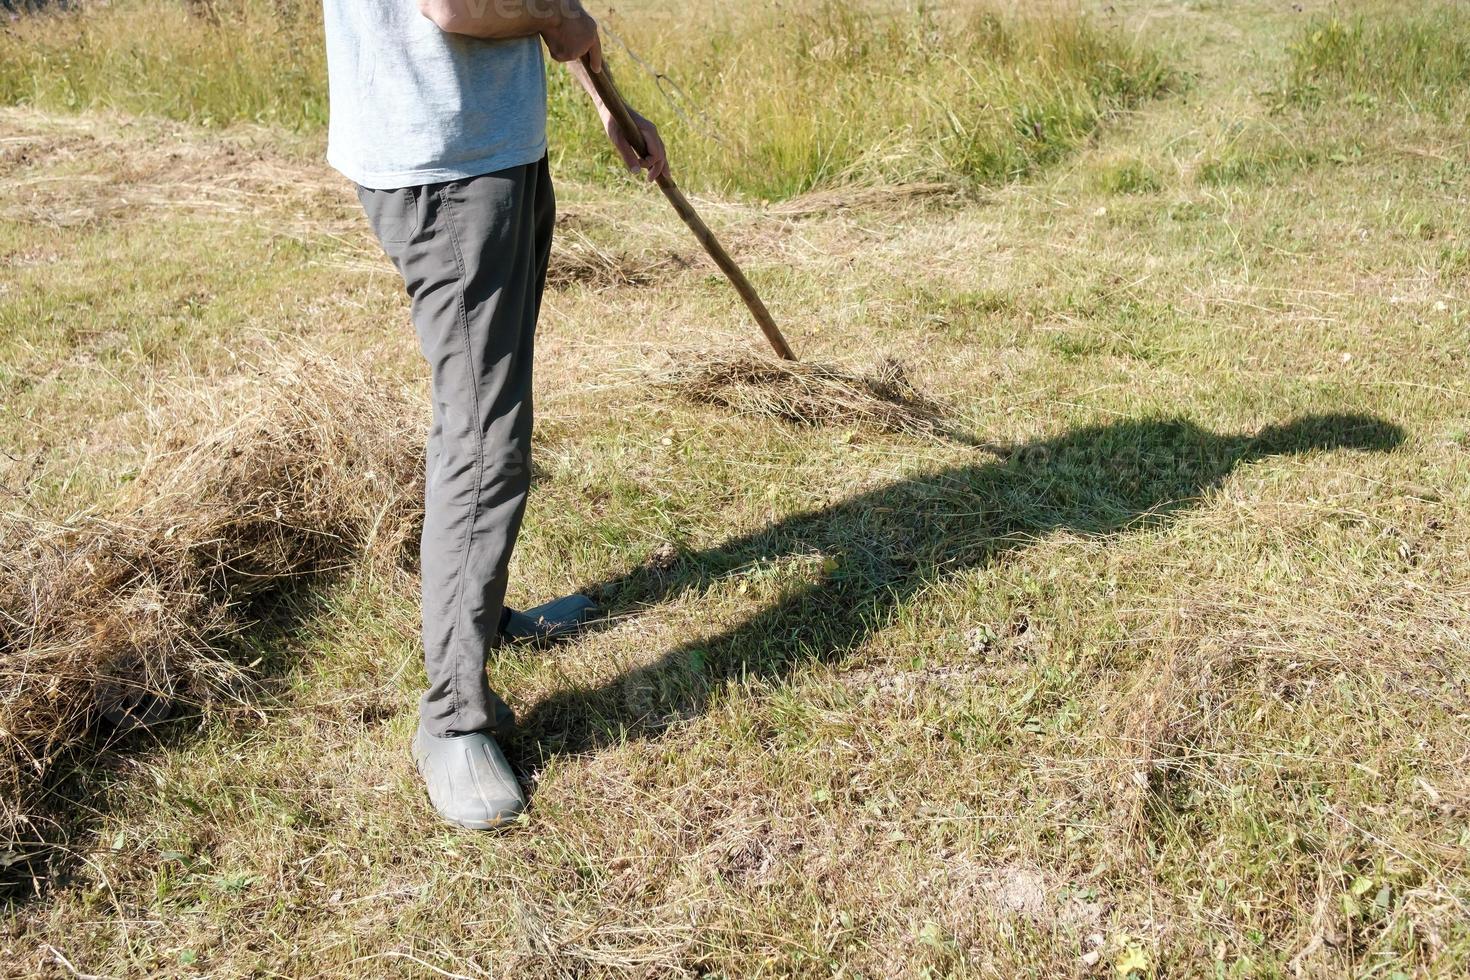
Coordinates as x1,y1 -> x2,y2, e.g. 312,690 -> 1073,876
661,354 -> 955,438
0,355 -> 425,853
547,229 -> 691,290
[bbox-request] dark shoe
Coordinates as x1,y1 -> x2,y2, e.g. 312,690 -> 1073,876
501,594 -> 599,646
411,723 -> 525,830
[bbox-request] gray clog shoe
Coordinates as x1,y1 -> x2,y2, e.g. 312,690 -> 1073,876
501,594 -> 599,646
411,723 -> 526,830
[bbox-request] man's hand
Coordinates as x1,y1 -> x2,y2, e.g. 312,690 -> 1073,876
541,1 -> 602,72
568,58 -> 669,182
603,106 -> 668,183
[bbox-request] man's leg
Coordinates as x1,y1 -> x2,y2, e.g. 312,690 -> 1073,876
359,158 -> 554,738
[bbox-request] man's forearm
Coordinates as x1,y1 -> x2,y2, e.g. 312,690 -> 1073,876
567,58 -> 669,180
418,0 -> 562,40
567,58 -> 610,119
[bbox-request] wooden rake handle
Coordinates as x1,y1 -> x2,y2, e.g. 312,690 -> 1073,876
580,54 -> 797,361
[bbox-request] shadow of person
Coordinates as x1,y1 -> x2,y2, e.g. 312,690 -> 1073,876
509,413 -> 1403,762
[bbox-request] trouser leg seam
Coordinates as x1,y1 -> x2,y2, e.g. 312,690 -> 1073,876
439,187 -> 484,730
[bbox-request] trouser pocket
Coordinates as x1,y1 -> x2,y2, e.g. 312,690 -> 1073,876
356,184 -> 422,249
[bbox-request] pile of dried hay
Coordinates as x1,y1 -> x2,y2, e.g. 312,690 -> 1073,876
0,354 -> 425,856
547,229 -> 690,290
661,354 -> 951,437
763,182 -> 959,220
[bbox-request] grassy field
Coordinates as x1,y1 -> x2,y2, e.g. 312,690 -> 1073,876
0,0 -> 1170,198
2,0 -> 1469,977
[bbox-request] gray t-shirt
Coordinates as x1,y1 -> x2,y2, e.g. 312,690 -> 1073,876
323,0 -> 548,189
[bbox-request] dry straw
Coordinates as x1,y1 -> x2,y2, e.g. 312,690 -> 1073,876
546,227 -> 690,290
0,354 -> 425,855
661,354 -> 953,437
0,347 -> 951,859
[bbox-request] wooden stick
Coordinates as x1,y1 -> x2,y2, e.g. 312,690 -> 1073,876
580,55 -> 798,361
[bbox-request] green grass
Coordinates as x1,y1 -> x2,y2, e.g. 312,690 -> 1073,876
0,0 -> 1170,199
0,0 -> 328,130
1087,154 -> 1164,195
551,2 -> 1172,197
3,0 -> 1470,977
1284,5 -> 1470,115
1196,126 -> 1327,186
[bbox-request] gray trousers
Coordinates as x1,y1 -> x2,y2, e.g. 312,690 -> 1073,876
358,157 -> 553,737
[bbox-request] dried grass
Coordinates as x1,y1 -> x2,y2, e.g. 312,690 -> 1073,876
764,181 -> 961,219
660,353 -> 952,437
547,229 -> 690,290
0,353 -> 424,853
